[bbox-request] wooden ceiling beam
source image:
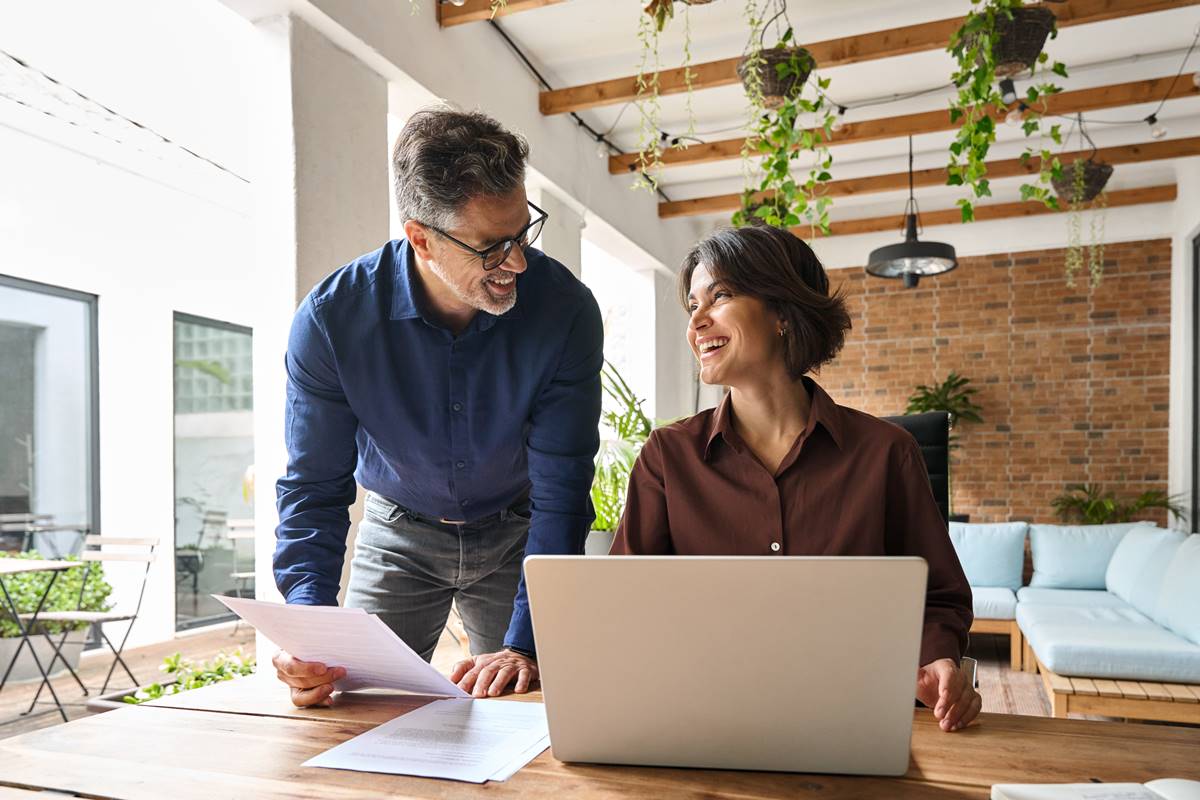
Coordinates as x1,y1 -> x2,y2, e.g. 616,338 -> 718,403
660,136 -> 1200,219
542,0 -> 1196,115
610,74 -> 1200,174
438,0 -> 564,27
799,184 -> 1175,238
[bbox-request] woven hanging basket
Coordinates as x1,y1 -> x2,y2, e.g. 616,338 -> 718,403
1052,159 -> 1113,204
737,46 -> 814,109
986,6 -> 1056,78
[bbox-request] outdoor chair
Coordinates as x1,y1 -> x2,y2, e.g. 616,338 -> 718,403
176,509 -> 227,596
20,535 -> 158,716
226,518 -> 256,599
0,512 -> 54,553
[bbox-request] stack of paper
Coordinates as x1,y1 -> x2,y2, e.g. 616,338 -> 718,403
215,595 -> 549,783
992,780 -> 1200,800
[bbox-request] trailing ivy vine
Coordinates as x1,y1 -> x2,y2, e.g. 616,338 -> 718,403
946,0 -> 1068,222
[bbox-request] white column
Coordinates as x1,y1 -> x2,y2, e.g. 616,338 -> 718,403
530,187 -> 585,280
249,13 -> 389,663
1170,156 -> 1200,530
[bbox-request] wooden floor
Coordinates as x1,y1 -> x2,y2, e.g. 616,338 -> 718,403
0,628 -> 1063,742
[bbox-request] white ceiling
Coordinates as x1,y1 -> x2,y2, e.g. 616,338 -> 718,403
493,0 -> 1200,226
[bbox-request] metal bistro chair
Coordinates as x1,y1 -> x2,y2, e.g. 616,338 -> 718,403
20,536 -> 158,715
0,513 -> 54,553
226,518 -> 256,599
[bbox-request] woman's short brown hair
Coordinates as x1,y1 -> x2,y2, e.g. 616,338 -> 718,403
679,226 -> 851,380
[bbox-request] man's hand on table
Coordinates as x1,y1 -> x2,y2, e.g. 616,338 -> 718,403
451,649 -> 538,698
273,650 -> 346,708
916,657 -> 981,732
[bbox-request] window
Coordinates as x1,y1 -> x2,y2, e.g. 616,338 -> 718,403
0,275 -> 98,557
173,313 -> 254,630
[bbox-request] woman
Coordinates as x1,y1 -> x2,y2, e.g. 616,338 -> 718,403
611,225 -> 980,732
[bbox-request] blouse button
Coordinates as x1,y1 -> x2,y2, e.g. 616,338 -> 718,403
770,542 -> 781,552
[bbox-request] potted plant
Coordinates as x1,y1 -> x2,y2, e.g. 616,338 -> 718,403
906,373 -> 984,522
1051,484 -> 1186,526
587,361 -> 653,554
86,649 -> 256,712
734,10 -> 835,234
0,551 -> 112,683
633,0 -> 709,189
946,0 -> 1068,221
1052,116 -> 1112,288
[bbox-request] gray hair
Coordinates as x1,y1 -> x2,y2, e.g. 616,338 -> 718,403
392,106 -> 530,230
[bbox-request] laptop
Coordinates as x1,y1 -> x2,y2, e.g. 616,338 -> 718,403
524,555 -> 928,776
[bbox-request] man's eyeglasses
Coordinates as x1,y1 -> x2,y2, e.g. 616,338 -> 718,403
422,201 -> 549,271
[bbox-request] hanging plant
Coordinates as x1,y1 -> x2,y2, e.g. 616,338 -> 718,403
1052,115 -> 1111,288
946,0 -> 1068,222
733,1 -> 835,234
634,1 -> 705,190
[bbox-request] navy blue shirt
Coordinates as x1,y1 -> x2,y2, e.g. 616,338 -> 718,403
274,239 -> 602,653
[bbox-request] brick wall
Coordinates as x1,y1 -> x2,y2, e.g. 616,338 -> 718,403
817,239 -> 1172,525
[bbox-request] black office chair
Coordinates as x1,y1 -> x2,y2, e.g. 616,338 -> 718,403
881,411 -> 950,525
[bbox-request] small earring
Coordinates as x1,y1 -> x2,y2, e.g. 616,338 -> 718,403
778,328 -> 787,337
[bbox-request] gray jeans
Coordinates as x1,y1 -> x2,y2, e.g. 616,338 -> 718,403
345,491 -> 530,662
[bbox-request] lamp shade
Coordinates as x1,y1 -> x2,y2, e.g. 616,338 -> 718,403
866,213 -> 957,288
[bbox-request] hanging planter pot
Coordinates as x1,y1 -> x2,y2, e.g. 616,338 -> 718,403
1052,159 -> 1113,204
737,46 -> 814,109
987,5 -> 1056,78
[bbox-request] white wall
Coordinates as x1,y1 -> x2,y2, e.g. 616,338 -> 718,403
1170,157 -> 1200,530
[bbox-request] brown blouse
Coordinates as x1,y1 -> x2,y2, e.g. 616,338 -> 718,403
610,378 -> 973,667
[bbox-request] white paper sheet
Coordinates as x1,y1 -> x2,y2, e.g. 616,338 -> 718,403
214,595 -> 467,697
303,698 -> 550,783
992,781 -> 1200,800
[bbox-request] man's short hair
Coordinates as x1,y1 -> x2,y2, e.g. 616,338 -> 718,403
392,106 -> 530,230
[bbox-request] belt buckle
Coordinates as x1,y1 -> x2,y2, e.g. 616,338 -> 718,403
438,517 -> 466,525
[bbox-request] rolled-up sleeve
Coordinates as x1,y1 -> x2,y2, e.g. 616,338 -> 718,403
609,431 -> 672,555
274,296 -> 360,607
885,438 -> 973,666
507,294 -> 603,653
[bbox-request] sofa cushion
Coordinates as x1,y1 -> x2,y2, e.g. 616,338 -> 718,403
1018,603 -> 1200,683
1157,534 -> 1200,646
1016,587 -> 1128,608
948,522 -> 1027,591
1105,526 -> 1187,619
972,586 -> 1017,620
1029,523 -> 1145,589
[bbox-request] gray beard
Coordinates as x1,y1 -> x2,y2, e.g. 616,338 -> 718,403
426,259 -> 516,316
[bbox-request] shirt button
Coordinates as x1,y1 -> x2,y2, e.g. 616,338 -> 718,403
770,542 -> 781,552
455,461 -> 466,469
460,499 -> 469,507
452,402 -> 463,412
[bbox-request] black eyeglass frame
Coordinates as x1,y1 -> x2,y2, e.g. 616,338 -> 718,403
420,201 -> 549,271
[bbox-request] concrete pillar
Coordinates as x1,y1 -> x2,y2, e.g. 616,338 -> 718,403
249,13 -> 389,645
530,187 -> 585,280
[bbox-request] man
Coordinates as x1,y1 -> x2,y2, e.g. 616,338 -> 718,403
272,107 -> 602,705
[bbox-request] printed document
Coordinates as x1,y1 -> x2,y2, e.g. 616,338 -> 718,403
992,780 -> 1200,800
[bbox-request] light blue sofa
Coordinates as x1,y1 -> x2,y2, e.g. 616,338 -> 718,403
948,521 -> 1028,669
1017,524 -> 1200,686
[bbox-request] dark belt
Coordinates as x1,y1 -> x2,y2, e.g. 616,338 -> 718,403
395,493 -> 530,527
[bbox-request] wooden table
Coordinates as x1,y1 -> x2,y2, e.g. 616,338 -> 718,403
0,675 -> 1197,799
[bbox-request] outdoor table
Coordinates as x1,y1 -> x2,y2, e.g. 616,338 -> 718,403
0,559 -> 76,723
0,674 -> 1198,798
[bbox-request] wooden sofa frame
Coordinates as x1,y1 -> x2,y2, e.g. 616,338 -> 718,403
970,618 -> 1023,671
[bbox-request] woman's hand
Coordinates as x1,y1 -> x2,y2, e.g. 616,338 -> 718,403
916,657 -> 981,732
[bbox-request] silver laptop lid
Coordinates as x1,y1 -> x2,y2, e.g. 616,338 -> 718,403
526,556 -> 927,776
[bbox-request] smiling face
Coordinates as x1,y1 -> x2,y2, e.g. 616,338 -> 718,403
686,263 -> 786,387
406,186 -> 532,317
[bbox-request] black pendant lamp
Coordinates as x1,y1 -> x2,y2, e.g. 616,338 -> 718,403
866,136 -> 957,289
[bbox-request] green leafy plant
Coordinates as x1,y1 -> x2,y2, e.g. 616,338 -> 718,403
633,1 -> 700,189
591,361 -> 653,533
734,6 -> 835,234
122,649 -> 256,704
0,551 -> 112,638
946,0 -> 1068,222
1051,484 -> 1186,526
174,359 -> 231,385
905,372 -> 984,436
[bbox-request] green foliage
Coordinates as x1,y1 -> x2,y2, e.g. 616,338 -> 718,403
1051,484 -> 1187,526
905,373 -> 984,432
174,359 -> 231,385
591,362 -> 653,533
123,649 -> 256,704
634,1 -> 698,190
734,17 -> 835,235
946,0 -> 1067,221
0,551 -> 112,638
1063,157 -> 1108,290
